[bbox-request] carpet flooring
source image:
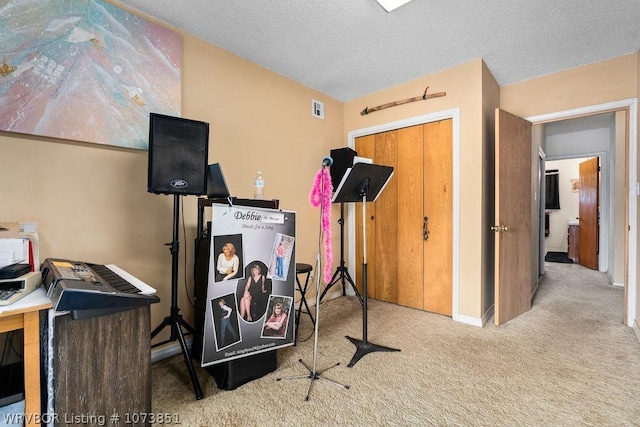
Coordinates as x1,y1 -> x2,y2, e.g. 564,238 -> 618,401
151,262 -> 640,426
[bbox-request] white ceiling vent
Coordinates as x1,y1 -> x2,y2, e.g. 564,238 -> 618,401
312,99 -> 324,119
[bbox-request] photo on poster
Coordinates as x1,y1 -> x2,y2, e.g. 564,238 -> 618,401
267,233 -> 295,280
212,234 -> 244,283
236,261 -> 272,323
211,293 -> 242,351
261,294 -> 293,339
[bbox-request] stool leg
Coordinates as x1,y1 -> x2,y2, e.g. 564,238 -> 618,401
294,271 -> 316,345
300,273 -> 315,326
295,277 -> 304,344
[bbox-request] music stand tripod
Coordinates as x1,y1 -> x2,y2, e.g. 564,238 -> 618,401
151,194 -> 204,400
319,202 -> 363,306
332,162 -> 401,367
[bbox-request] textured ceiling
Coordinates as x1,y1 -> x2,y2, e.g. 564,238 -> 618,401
116,0 -> 640,102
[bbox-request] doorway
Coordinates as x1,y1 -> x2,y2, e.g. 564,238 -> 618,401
542,112 -> 615,276
529,101 -> 636,326
544,156 -> 601,271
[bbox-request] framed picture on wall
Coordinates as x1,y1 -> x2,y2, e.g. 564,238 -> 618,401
571,179 -> 580,192
0,0 -> 182,150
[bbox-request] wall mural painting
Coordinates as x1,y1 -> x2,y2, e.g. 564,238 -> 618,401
0,0 -> 181,150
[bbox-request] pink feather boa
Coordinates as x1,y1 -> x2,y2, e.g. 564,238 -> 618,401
309,167 -> 333,284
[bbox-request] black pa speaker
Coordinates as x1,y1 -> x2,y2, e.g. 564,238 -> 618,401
330,147 -> 357,191
148,113 -> 209,195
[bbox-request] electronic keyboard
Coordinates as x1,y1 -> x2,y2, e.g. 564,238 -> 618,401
42,258 -> 160,319
0,271 -> 42,306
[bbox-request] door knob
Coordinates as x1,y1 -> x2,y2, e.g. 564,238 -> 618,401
491,225 -> 510,232
423,216 -> 430,241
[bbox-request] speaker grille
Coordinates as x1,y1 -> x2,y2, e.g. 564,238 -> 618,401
148,113 -> 209,195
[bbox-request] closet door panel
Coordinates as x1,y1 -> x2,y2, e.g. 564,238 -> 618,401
397,125 -> 425,309
423,119 -> 453,315
373,131 -> 399,303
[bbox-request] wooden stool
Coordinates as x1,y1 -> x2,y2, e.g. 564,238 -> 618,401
295,263 -> 315,344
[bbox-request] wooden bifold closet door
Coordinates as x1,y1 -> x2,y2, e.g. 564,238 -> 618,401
355,119 -> 453,315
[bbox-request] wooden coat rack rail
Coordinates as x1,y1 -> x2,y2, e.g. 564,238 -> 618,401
361,86 -> 446,115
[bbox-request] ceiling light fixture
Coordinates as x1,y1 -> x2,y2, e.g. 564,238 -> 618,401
375,0 -> 414,12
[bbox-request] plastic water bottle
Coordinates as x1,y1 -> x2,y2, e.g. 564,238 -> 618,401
254,171 -> 264,199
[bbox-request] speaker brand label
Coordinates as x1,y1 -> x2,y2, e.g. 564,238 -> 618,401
170,179 -> 189,188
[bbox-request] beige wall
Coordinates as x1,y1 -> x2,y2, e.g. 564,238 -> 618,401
501,54 -> 638,118
0,13 -> 343,345
182,36 -> 345,275
344,59 -> 487,319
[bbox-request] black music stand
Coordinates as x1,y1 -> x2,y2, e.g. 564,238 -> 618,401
319,202 -> 363,306
332,162 -> 400,367
151,194 -> 204,400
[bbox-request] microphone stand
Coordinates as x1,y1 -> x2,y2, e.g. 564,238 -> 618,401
277,159 -> 349,400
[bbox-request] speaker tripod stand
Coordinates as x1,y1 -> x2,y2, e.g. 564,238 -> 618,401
319,202 -> 363,306
151,194 -> 204,400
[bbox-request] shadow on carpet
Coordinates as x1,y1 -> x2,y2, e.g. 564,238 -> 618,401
545,251 -> 573,263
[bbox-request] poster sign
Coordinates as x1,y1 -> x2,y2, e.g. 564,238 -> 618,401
201,204 -> 296,366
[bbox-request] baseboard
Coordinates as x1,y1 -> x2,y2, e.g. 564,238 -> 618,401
456,312 -> 485,327
323,288 -> 350,303
612,281 -> 624,288
633,319 -> 640,343
454,305 -> 493,327
151,337 -> 193,364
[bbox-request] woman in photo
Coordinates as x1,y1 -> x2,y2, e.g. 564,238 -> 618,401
275,240 -> 286,277
263,302 -> 288,337
216,242 -> 239,282
217,298 -> 238,347
239,263 -> 267,321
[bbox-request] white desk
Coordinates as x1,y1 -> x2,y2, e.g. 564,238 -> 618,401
0,287 -> 52,427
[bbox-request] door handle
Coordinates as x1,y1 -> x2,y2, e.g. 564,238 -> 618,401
423,216 -> 430,241
491,225 -> 510,232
